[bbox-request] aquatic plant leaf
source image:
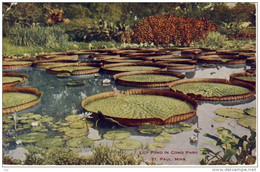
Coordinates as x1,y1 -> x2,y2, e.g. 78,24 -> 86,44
146,142 -> 165,151
52,66 -> 96,72
236,76 -> 256,82
66,137 -> 93,148
16,133 -> 47,143
214,108 -> 246,119
3,76 -> 23,83
57,73 -> 70,78
69,120 -> 87,129
36,138 -> 65,148
58,127 -> 71,133
103,130 -> 131,140
65,115 -> 81,122
181,127 -> 193,131
31,126 -> 46,132
109,66 -> 161,72
138,124 -> 163,134
222,149 -> 237,161
114,139 -> 143,150
65,128 -> 88,138
66,80 -> 86,86
243,107 -> 256,117
119,74 -> 179,83
3,92 -> 39,108
213,117 -> 228,123
171,82 -> 251,97
85,95 -> 194,121
179,122 -> 193,127
237,117 -> 256,130
164,127 -> 182,134
29,114 -> 42,120
153,132 -> 172,143
39,117 -> 53,123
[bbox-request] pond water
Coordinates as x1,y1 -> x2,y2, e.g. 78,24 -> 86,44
3,59 -> 256,165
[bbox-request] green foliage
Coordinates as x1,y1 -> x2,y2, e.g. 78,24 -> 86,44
8,25 -> 70,49
200,127 -> 256,165
88,144 -> 143,165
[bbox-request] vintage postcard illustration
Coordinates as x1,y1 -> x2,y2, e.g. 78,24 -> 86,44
2,2 -> 257,169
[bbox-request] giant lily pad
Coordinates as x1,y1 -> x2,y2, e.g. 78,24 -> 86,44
153,132 -> 172,143
244,107 -> 256,117
65,115 -> 81,122
118,74 -> 180,83
36,138 -> 65,148
214,108 -> 246,119
3,77 -> 23,84
66,137 -> 93,148
169,78 -> 254,101
103,130 -> 131,140
114,139 -> 143,150
138,124 -> 163,134
107,66 -> 161,72
51,66 -> 96,72
82,89 -> 197,126
3,93 -> 39,108
65,128 -> 88,138
237,117 -> 256,130
66,80 -> 86,87
16,133 -> 47,143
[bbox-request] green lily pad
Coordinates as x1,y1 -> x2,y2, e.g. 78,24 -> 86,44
52,66 -> 96,72
3,93 -> 39,108
138,124 -> 163,134
237,117 -> 256,130
179,122 -> 193,127
19,113 -> 34,117
23,124 -> 31,129
65,115 -> 81,122
36,138 -> 65,148
57,73 -> 71,78
119,74 -> 180,83
171,82 -> 251,97
194,127 -> 202,133
31,126 -> 47,132
60,122 -> 70,127
29,114 -> 42,120
103,130 -> 131,140
213,117 -> 228,123
114,139 -> 143,150
66,137 -> 93,148
20,119 -> 34,124
4,137 -> 16,142
40,117 -> 53,123
65,128 -> 88,138
108,66 -> 161,72
214,108 -> 246,119
16,133 -> 47,143
84,95 -> 195,121
154,132 -> 172,143
164,127 -> 182,134
66,80 -> 86,87
70,120 -> 87,129
181,127 -> 193,131
146,142 -> 165,151
58,127 -> 71,132
244,107 -> 256,117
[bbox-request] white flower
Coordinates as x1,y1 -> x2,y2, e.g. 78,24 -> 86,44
16,140 -> 23,145
189,135 -> 198,143
31,121 -> 39,127
103,79 -> 111,84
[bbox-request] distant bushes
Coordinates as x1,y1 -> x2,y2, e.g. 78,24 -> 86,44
132,14 -> 218,46
7,25 -> 70,48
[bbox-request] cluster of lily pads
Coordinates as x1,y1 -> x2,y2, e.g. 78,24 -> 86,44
213,107 -> 256,130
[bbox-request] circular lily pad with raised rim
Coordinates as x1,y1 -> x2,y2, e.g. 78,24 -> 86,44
230,72 -> 256,86
3,61 -> 33,69
114,70 -> 185,87
114,139 -> 143,150
82,89 -> 198,126
3,87 -> 43,114
169,78 -> 255,101
3,72 -> 28,88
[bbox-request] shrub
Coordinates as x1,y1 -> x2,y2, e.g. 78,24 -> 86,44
8,24 -> 70,49
192,32 -> 228,49
132,14 -> 218,46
